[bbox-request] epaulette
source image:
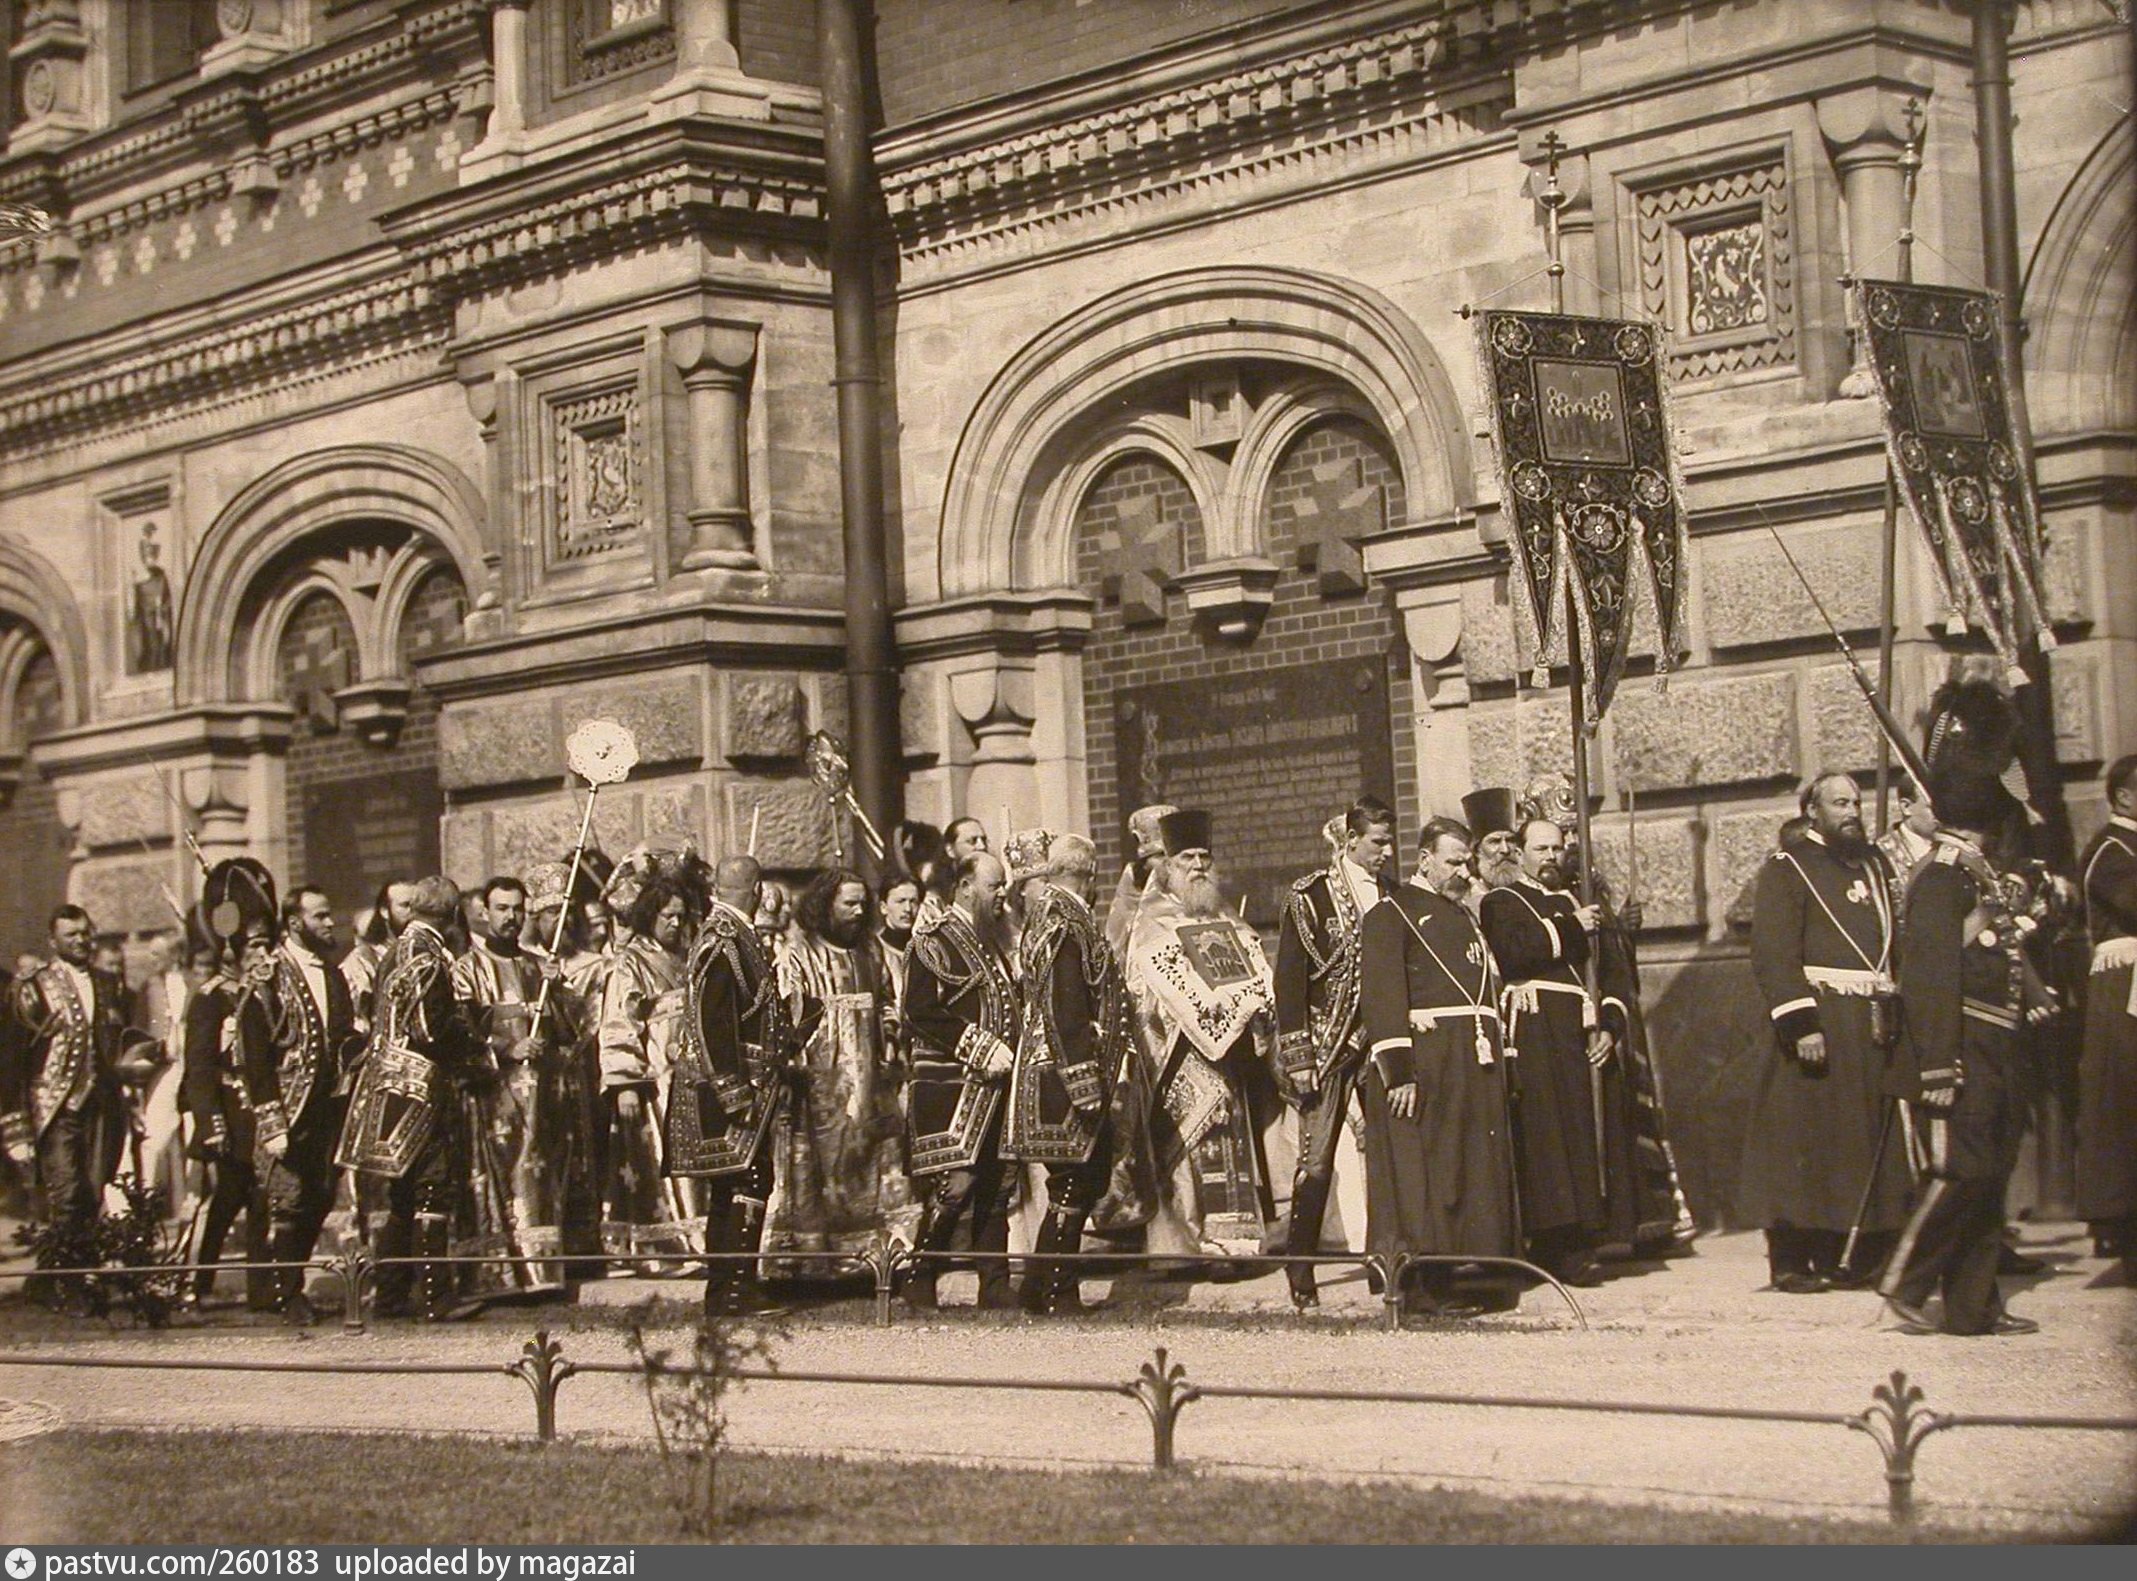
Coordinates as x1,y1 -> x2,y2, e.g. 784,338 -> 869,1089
1290,869 -> 1327,896
702,907 -> 743,940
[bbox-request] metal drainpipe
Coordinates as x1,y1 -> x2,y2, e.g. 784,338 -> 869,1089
819,0 -> 905,849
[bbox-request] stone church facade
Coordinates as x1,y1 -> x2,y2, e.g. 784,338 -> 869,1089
1,0 -> 2128,1221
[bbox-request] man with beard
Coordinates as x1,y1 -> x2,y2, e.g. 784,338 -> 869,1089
452,877 -> 579,1298
1465,789 -> 1521,913
343,881 -> 417,1040
1881,767 -> 2052,1335
1360,817 -> 1519,1314
239,885 -> 359,1323
902,852 -> 1021,1310
766,868 -> 919,1278
338,877 -> 483,1320
1126,809 -> 1281,1259
1479,817 -> 1609,1287
2075,754 -> 2137,1281
1,904 -> 146,1304
1003,830 -> 1127,1313
1273,797 -> 1395,1308
521,862 -> 606,1279
1739,773 -> 1911,1292
598,875 -> 700,1267
670,856 -> 790,1319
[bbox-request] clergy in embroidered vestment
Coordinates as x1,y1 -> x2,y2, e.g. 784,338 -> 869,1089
1360,817 -> 1519,1313
1125,809 -> 1283,1260
1738,773 -> 1912,1293
2076,753 -> 2137,1279
597,875 -> 701,1266
1478,812 -> 1608,1287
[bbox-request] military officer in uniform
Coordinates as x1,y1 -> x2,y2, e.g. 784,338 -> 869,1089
1740,773 -> 1912,1292
1272,797 -> 1395,1308
902,851 -> 1021,1311
1881,768 -> 2051,1336
1003,830 -> 1127,1314
338,876 -> 483,1320
671,855 -> 791,1319
238,884 -> 358,1323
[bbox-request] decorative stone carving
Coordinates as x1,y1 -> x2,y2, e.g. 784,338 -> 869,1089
1176,557 -> 1279,643
5,0 -> 94,153
1815,85 -> 1923,399
551,385 -> 644,563
1290,456 -> 1384,596
640,781 -> 708,852
2051,649 -> 2101,765
1611,671 -> 1798,793
1092,492 -> 1181,628
725,673 -> 805,761
950,663 -> 1037,766
665,323 -> 759,570
1627,147 -> 1797,384
724,780 -> 833,869
202,0 -> 298,79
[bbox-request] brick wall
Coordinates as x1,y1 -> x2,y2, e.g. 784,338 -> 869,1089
874,0 -> 1312,127
1076,416 -> 1415,892
739,0 -> 817,86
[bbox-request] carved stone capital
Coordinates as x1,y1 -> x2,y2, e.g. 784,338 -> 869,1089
666,322 -> 759,381
949,661 -> 1038,765
1813,84 -> 1925,165
1175,556 -> 1279,643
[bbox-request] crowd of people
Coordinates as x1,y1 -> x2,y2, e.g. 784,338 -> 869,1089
0,747 -> 2130,1337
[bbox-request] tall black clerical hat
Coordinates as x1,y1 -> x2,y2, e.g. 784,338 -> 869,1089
1461,788 -> 1517,839
1158,808 -> 1214,856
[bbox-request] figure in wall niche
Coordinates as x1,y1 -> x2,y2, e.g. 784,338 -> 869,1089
127,523 -> 175,675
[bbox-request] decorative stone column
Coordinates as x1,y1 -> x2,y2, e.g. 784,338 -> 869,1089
460,0 -> 530,180
6,0 -> 98,154
1816,86 -> 1921,398
650,0 -> 770,123
667,323 -> 760,571
461,374 -> 511,633
200,0 -> 300,79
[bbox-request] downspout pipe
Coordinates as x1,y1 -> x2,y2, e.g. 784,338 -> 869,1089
819,0 -> 905,850
1972,0 -> 2072,872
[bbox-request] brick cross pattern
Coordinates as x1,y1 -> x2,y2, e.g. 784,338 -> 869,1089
1095,492 -> 1182,628
282,621 -> 352,735
1292,457 -> 1384,595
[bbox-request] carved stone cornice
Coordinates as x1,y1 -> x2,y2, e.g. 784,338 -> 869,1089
892,591 -> 1094,664
878,11 -> 1511,266
0,260 -> 449,460
379,117 -> 826,303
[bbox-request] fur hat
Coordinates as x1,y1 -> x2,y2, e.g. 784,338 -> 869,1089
198,857 -> 278,945
1930,764 -> 2019,833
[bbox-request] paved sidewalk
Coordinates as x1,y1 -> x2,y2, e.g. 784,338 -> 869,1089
0,1226 -> 2131,1534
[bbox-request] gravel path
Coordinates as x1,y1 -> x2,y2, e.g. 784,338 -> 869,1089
2,1228 -> 2131,1534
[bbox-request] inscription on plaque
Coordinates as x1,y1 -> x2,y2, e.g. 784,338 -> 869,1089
303,768 -> 443,920
1115,658 -> 1394,926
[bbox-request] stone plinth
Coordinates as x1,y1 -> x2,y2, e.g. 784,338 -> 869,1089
1710,804 -> 1796,934
724,780 -> 834,869
1583,813 -> 1701,932
1611,671 -> 1798,792
1704,528 -> 1883,648
725,674 -> 806,761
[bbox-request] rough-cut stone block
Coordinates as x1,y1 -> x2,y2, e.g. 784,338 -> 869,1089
1583,813 -> 1701,931
1640,952 -> 1771,1226
812,674 -> 851,745
440,810 -> 488,891
73,778 -> 168,851
2052,649 -> 2100,764
568,672 -> 704,770
1467,707 -> 1516,792
1514,695 -> 1576,789
725,780 -> 833,869
1806,660 -> 1887,774
1704,527 -> 1882,649
901,672 -> 950,762
73,859 -> 176,935
725,673 -> 805,761
492,794 -> 633,884
440,696 -> 556,790
2041,525 -> 2085,626
640,782 -> 707,855
1461,577 -> 1518,685
1711,804 -> 1795,933
1611,671 -> 1797,791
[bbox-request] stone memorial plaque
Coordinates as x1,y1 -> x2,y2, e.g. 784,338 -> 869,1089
1115,657 -> 1394,926
303,768 -> 443,920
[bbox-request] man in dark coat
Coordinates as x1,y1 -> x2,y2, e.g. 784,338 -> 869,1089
1272,796 -> 1394,1308
2075,753 -> 2137,1279
670,855 -> 791,1319
1881,768 -> 2051,1335
1002,830 -> 1125,1313
1739,773 -> 1912,1292
338,876 -> 483,1320
902,851 -> 1021,1310
181,921 -> 270,1308
238,885 -> 359,1324
1361,817 -> 1519,1315
1480,815 -> 1608,1286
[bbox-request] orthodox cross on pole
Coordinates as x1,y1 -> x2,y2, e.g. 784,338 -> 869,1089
1872,96 -> 1926,834
1537,129 -> 1569,316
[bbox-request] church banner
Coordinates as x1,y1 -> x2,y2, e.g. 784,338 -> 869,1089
1473,310 -> 1692,722
1855,278 -> 2054,678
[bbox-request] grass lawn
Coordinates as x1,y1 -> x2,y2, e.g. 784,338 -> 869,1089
0,1429 -> 2101,1544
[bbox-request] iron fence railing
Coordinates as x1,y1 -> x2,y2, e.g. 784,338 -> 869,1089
1,1328 -> 2131,1525
0,1246 -> 1589,1331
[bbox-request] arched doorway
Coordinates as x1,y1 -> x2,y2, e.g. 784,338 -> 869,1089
0,634 -> 72,958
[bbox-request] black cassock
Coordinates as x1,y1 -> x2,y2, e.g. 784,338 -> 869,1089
2076,818 -> 2137,1236
1360,885 -> 1517,1262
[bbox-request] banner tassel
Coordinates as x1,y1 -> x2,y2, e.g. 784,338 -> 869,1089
2038,626 -> 2058,651
1530,664 -> 1551,689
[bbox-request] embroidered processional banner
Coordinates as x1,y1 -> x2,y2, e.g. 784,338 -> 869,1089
1473,310 -> 1692,721
1856,279 -> 2053,679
